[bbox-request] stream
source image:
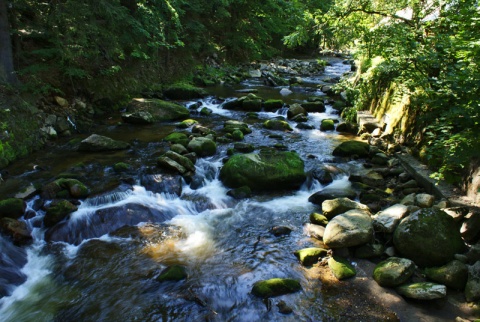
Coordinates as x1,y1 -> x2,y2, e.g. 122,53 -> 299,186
0,58 -> 405,321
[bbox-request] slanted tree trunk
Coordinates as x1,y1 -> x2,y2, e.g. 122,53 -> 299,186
0,0 -> 17,84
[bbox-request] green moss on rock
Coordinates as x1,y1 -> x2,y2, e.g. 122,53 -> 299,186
320,119 -> 335,131
373,257 -> 415,287
332,140 -> 370,158
157,265 -> 188,282
164,132 -> 189,147
126,98 -> 190,122
294,247 -> 328,266
328,255 -> 356,280
251,278 -> 301,298
44,200 -> 78,227
263,99 -> 284,111
164,83 -> 207,100
0,198 -> 26,219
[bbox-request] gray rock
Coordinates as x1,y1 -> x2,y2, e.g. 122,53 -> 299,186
461,211 -> 480,243
400,193 -> 416,206
304,223 -> 325,240
465,261 -> 480,301
78,134 -> 130,152
308,188 -> 356,206
323,209 -> 373,248
393,208 -> 466,267
416,193 -> 435,208
372,204 -> 409,233
396,282 -> 447,300
373,257 -> 415,287
321,197 -> 370,219
121,111 -> 154,124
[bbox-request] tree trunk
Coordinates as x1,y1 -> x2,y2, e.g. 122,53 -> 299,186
0,0 -> 18,84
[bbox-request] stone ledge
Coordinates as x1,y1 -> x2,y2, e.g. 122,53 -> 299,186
396,152 -> 478,208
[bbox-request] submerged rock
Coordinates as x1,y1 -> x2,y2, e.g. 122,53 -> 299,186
156,265 -> 188,282
251,278 -> 301,298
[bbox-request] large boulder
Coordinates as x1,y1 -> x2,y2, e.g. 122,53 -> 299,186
163,83 -> 207,100
0,218 -> 32,245
140,174 -> 183,196
287,103 -> 307,120
44,200 -> 78,227
263,119 -> 293,132
78,134 -> 130,152
0,198 -> 26,219
393,208 -> 466,267
323,209 -> 373,248
321,197 -> 370,219
219,149 -> 306,191
121,111 -> 154,124
157,151 -> 196,176
187,137 -> 216,157
251,278 -> 301,298
42,178 -> 90,199
332,140 -> 370,158
320,119 -> 335,131
125,98 -> 189,122
373,257 -> 415,287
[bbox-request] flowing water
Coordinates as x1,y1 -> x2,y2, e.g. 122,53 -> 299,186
0,58 -> 391,321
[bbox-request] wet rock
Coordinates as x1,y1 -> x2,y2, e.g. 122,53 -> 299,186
227,186 -> 252,199
177,119 -> 198,129
241,94 -> 263,112
465,261 -> 480,301
393,208 -> 466,267
270,226 -> 292,237
0,218 -> 32,245
396,282 -> 447,300
113,162 -> 131,173
332,140 -> 370,158
263,99 -> 283,112
328,255 -> 356,280
45,203 -> 174,245
276,300 -> 293,314
311,167 -> 334,185
301,101 -> 325,113
320,119 -> 335,131
140,174 -> 183,196
309,212 -> 329,226
371,153 -> 389,166
0,198 -> 26,219
170,143 -> 188,155
44,200 -> 78,227
287,103 -> 307,120
223,120 -> 252,135
192,124 -> 214,136
372,204 -> 409,233
416,193 -> 435,208
220,149 -> 305,191
323,209 -> 373,248
157,265 -> 188,282
373,257 -> 415,287
78,134 -> 130,152
425,260 -> 468,290
187,137 -> 216,157
294,247 -> 328,266
263,119 -> 293,132
232,130 -> 244,141
308,188 -> 357,206
336,122 -> 358,134
251,278 -> 301,298
233,143 -> 255,153
0,236 -> 28,297
157,150 -> 196,176
321,197 -> 370,219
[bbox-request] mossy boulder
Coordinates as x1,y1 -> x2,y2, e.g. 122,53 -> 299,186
219,149 -> 306,191
42,179 -> 90,199
373,257 -> 415,287
0,198 -> 26,219
121,111 -> 154,124
263,99 -> 284,111
78,134 -> 130,152
328,256 -> 356,280
287,103 -> 307,120
232,130 -> 244,141
393,208 -> 466,267
320,119 -> 335,131
294,247 -> 328,266
332,140 -> 370,158
113,162 -> 131,173
263,119 -> 293,132
163,83 -> 207,100
396,282 -> 447,300
425,260 -> 468,290
157,265 -> 188,282
187,137 -> 216,157
242,97 -> 263,112
44,200 -> 78,227
158,150 -> 196,175
164,132 -> 189,147
251,278 -> 301,298
177,119 -> 198,129
125,98 -> 190,122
